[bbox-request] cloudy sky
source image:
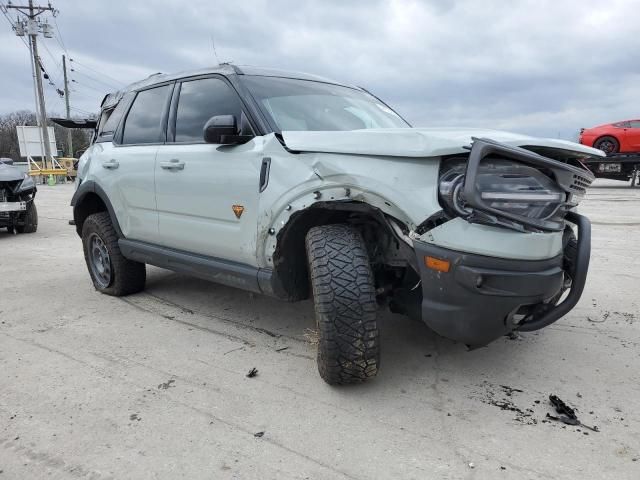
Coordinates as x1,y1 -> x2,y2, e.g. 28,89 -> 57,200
1,0 -> 638,139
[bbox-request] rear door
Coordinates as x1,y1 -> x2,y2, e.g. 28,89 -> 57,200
103,83 -> 172,243
154,76 -> 261,265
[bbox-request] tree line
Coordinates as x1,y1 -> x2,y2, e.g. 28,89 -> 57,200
0,110 -> 94,160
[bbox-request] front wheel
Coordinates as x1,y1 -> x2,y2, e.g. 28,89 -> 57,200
16,201 -> 37,233
82,212 -> 146,296
305,224 -> 380,385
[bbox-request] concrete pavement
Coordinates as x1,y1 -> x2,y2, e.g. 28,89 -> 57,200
0,180 -> 638,479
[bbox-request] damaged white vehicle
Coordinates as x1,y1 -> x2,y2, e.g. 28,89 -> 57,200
65,65 -> 602,384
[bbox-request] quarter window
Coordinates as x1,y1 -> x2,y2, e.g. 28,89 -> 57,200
175,78 -> 243,143
629,120 -> 640,128
96,92 -> 134,142
121,85 -> 171,145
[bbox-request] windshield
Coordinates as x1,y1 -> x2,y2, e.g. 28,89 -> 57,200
242,76 -> 410,132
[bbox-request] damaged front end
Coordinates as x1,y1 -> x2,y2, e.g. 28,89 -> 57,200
0,163 -> 37,232
410,138 -> 595,346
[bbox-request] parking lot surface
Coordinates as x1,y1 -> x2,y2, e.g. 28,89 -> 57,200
1,180 -> 639,479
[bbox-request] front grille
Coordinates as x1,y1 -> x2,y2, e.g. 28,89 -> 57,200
570,173 -> 592,194
0,181 -> 21,195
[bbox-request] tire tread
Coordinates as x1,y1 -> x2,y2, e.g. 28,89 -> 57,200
82,212 -> 145,296
305,224 -> 380,385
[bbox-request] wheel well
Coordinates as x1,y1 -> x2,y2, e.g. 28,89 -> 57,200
271,201 -> 409,301
593,134 -> 619,147
73,192 -> 107,236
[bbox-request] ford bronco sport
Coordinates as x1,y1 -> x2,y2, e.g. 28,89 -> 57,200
67,65 -> 602,384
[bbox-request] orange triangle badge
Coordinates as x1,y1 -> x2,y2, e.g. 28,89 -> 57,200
232,205 -> 245,219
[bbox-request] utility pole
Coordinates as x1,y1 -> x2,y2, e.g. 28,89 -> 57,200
7,0 -> 58,169
62,54 -> 72,157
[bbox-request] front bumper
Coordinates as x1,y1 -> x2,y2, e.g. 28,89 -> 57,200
414,212 -> 590,346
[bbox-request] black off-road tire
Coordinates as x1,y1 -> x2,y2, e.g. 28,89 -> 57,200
16,201 -> 38,233
594,136 -> 619,154
82,212 -> 146,296
305,224 -> 380,385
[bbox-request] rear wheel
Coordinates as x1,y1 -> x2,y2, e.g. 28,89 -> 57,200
594,136 -> 619,154
82,212 -> 146,296
16,201 -> 37,233
305,224 -> 380,385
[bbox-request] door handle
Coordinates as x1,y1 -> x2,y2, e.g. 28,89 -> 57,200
160,159 -> 185,170
102,159 -> 119,169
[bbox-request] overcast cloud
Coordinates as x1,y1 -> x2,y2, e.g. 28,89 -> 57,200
1,0 -> 638,139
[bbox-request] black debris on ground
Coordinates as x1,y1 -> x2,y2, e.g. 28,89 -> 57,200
254,431 -> 264,438
275,346 -> 289,352
546,395 -> 599,432
157,379 -> 176,390
475,382 -> 537,425
500,385 -> 524,397
129,413 -> 141,421
246,367 -> 259,378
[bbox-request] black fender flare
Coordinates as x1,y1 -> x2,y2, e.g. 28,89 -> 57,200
71,180 -> 123,238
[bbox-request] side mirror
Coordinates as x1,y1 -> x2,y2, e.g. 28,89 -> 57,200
203,115 -> 253,145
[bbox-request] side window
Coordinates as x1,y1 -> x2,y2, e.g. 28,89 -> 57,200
629,120 -> 640,128
614,121 -> 631,128
121,85 -> 171,145
96,93 -> 134,143
175,77 -> 243,143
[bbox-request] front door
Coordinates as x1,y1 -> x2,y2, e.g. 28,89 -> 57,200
154,76 -> 261,266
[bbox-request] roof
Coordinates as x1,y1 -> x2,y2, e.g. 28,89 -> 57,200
101,64 -> 352,109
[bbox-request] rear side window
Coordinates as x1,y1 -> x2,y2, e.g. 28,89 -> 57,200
174,78 -> 243,143
122,85 -> 171,145
629,120 -> 640,128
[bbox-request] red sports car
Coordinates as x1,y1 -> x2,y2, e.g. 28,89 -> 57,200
579,119 -> 640,154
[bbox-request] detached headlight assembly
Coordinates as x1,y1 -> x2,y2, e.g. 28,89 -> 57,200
474,160 -> 565,220
438,138 -> 595,232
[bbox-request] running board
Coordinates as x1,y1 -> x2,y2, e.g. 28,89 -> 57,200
119,239 -> 275,295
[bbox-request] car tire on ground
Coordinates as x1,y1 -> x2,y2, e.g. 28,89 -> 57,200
82,212 -> 146,296
16,201 -> 37,233
594,136 -> 619,154
305,224 -> 380,385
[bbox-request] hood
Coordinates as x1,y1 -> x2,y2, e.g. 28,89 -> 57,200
0,163 -> 26,182
281,127 -> 605,159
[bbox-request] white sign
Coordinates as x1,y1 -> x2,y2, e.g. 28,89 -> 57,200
16,125 -> 57,158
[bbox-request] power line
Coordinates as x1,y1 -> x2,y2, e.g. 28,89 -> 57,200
70,58 -> 125,88
40,40 -> 63,78
51,14 -> 67,52
69,105 -> 94,116
70,67 -> 119,91
71,78 -> 106,95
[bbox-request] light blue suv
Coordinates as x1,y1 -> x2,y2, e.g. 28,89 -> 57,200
63,65 -> 601,384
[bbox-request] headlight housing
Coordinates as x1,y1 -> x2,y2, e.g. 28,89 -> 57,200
18,173 -> 35,192
438,138 -> 595,232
